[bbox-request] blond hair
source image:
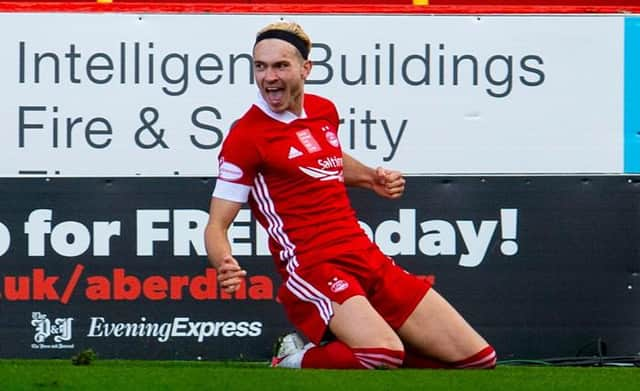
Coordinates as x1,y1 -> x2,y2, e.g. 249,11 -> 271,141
256,21 -> 312,58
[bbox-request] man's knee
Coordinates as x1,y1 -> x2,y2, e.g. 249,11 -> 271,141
374,333 -> 405,353
330,296 -> 404,353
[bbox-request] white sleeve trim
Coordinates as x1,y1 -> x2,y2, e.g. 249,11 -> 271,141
212,180 -> 251,203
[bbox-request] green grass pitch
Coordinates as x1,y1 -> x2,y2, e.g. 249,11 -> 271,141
0,359 -> 638,391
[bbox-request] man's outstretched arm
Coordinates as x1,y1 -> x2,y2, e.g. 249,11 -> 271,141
343,153 -> 405,199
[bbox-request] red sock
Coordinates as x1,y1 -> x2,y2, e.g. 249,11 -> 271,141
403,346 -> 497,369
301,341 -> 365,369
301,341 -> 404,369
403,350 -> 452,368
352,347 -> 404,369
453,346 -> 497,369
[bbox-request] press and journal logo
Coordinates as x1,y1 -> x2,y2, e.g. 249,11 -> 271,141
30,312 -> 74,350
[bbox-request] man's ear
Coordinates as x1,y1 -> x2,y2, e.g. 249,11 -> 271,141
302,59 -> 312,79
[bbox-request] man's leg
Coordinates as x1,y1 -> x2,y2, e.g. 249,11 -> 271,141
275,296 -> 406,369
397,288 -> 496,369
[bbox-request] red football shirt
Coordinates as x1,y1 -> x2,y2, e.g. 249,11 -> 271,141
213,93 -> 370,276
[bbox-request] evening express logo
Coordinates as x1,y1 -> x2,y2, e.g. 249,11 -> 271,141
86,317 -> 262,342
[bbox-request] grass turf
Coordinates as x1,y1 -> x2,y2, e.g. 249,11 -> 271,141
0,359 -> 638,391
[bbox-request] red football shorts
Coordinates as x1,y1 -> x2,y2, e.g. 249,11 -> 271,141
277,244 -> 432,345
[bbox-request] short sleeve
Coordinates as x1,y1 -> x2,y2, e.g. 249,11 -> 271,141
212,124 -> 261,203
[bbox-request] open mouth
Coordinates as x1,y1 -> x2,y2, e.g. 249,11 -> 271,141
265,87 -> 285,107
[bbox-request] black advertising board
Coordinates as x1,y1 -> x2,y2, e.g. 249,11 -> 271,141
0,176 -> 638,361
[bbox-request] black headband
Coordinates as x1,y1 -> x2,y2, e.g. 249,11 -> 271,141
254,29 -> 310,60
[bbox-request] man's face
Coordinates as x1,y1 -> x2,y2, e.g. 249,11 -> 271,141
253,38 -> 311,115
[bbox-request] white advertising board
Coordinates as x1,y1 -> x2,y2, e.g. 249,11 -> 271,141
0,14 -> 626,176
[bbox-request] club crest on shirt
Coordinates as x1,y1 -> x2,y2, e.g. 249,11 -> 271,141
296,129 -> 322,153
328,276 -> 349,293
325,131 -> 340,148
